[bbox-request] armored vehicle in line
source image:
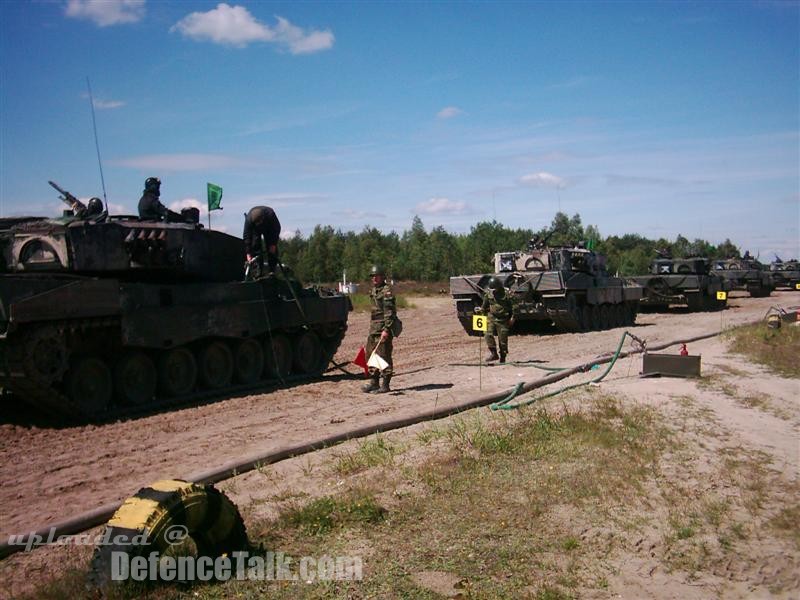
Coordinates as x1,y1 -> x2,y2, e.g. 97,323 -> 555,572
769,258 -> 800,291
711,255 -> 773,297
450,237 -> 643,335
0,183 -> 351,421
631,256 -> 730,311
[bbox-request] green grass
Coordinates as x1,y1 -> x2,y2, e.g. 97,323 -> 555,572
332,433 -> 398,475
725,321 -> 800,378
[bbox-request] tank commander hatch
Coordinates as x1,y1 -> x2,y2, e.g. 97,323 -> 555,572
138,177 -> 185,222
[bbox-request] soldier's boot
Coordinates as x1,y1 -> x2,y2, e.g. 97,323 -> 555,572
362,374 -> 380,393
485,348 -> 499,362
377,375 -> 392,394
499,352 -> 507,364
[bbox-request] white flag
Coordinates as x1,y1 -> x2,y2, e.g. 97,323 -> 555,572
367,350 -> 389,371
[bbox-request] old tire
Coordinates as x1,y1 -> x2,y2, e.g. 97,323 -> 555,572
197,341 -> 234,389
293,331 -> 324,375
88,479 -> 248,590
233,338 -> 264,384
66,356 -> 112,417
114,352 -> 157,406
264,333 -> 292,378
157,347 -> 197,397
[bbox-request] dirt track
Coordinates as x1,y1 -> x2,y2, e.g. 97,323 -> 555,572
1,291 -> 794,541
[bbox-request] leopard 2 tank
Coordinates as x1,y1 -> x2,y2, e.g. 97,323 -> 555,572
630,254 -> 730,311
711,253 -> 774,297
769,257 -> 800,291
450,236 -> 643,336
0,183 -> 351,421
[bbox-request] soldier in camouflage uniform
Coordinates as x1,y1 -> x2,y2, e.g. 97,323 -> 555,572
362,265 -> 396,394
477,277 -> 515,363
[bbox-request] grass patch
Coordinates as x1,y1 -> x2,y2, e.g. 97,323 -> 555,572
280,490 -> 386,536
724,321 -> 800,378
333,433 -> 397,475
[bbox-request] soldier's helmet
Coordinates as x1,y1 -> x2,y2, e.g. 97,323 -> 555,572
87,197 -> 103,216
145,177 -> 161,192
487,276 -> 502,290
370,265 -> 385,277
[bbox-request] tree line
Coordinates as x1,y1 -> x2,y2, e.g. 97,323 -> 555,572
279,212 -> 743,283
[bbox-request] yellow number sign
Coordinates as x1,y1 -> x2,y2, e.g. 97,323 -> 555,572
472,314 -> 488,332
716,291 -> 727,300
795,283 -> 800,290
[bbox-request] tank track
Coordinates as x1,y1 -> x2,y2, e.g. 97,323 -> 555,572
0,320 -> 347,423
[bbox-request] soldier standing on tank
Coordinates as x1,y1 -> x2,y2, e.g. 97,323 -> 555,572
243,206 -> 281,275
138,177 -> 183,222
362,265 -> 396,394
476,277 -> 515,363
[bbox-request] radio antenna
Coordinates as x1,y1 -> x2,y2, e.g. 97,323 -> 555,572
86,77 -> 108,203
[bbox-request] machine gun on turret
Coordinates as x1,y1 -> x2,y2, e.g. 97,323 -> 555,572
527,226 -> 558,251
49,180 -> 89,217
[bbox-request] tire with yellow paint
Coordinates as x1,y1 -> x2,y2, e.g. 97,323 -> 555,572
88,479 -> 247,589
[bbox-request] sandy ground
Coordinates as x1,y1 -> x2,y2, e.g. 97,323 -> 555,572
0,290 -> 798,597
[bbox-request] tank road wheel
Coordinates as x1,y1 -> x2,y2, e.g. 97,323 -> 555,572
263,333 -> 292,378
197,341 -> 234,389
293,331 -> 324,375
88,479 -> 248,590
627,302 -> 638,326
157,347 -> 197,397
233,338 -> 264,384
113,352 -> 157,406
685,292 -> 703,312
25,329 -> 69,385
598,305 -> 610,330
609,304 -> 622,328
588,305 -> 601,331
66,357 -> 112,417
582,305 -> 593,331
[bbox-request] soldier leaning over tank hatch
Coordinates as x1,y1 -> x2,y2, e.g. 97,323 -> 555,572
362,265 -> 397,394
243,206 -> 281,275
138,177 -> 185,222
475,276 -> 516,363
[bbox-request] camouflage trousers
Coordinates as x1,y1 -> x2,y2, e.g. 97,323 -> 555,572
484,318 -> 510,355
365,333 -> 393,377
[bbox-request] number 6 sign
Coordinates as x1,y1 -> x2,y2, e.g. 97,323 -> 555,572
472,314 -> 488,332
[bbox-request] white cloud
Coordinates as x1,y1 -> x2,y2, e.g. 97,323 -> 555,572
169,198 -> 208,218
519,172 -> 568,189
333,208 -> 386,220
112,153 -> 258,171
65,0 -> 145,27
437,106 -> 464,120
92,99 -> 125,110
415,197 -> 471,215
171,4 -> 334,54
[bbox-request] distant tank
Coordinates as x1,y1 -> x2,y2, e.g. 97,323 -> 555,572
450,235 -> 643,335
630,255 -> 730,311
769,258 -> 800,291
711,254 -> 774,297
0,183 -> 351,420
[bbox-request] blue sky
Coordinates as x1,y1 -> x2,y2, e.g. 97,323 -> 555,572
1,1 -> 798,258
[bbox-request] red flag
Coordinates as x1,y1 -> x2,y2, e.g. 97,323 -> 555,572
353,346 -> 368,374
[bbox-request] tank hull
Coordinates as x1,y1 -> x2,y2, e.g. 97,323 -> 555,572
630,273 -> 730,311
0,274 -> 350,420
450,270 -> 643,336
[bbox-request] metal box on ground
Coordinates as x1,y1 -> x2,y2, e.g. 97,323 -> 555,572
642,353 -> 701,378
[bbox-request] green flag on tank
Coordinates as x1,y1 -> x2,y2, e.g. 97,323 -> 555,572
207,183 -> 223,211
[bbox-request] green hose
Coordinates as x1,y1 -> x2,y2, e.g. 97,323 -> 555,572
491,329 -> 632,410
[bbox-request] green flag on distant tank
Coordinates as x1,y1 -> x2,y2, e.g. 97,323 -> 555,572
207,183 -> 223,211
